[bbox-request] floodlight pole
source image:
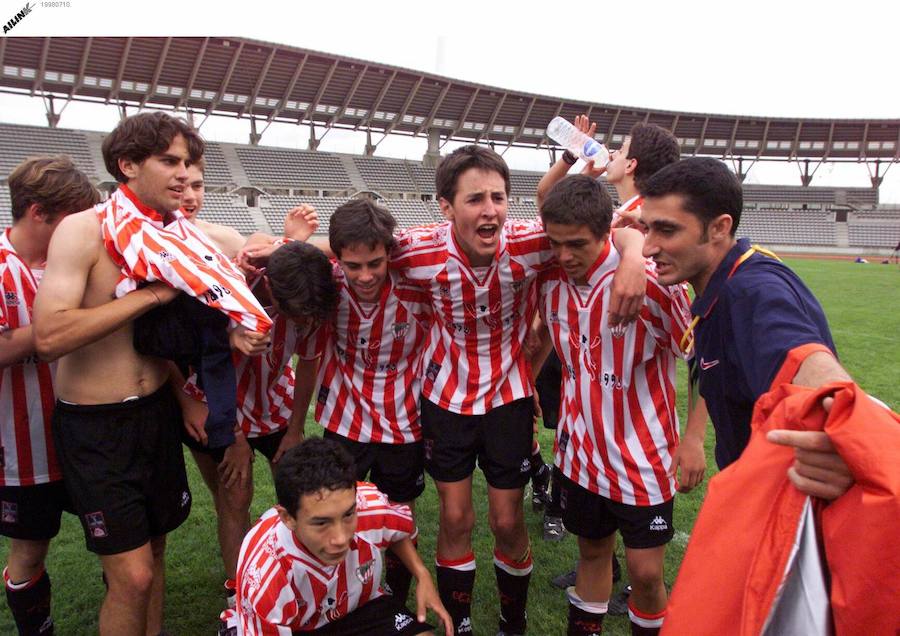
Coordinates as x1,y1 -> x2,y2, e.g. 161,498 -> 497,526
44,95 -> 60,128
249,118 -> 262,146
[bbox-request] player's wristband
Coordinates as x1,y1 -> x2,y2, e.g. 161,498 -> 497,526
562,150 -> 577,166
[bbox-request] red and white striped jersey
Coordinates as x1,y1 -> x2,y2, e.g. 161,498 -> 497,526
538,240 -> 692,506
391,220 -> 553,415
0,229 -> 59,486
234,483 -> 415,634
98,185 -> 272,334
310,266 -> 432,444
184,305 -> 325,438
614,194 -> 643,226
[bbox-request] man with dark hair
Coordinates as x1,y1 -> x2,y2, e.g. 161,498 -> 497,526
537,117 -> 681,228
1,156 -> 99,636
228,438 -> 451,635
389,145 -> 647,636
33,112 -> 270,635
534,175 -> 697,636
287,198 -> 433,606
640,157 -> 854,492
257,144 -> 648,635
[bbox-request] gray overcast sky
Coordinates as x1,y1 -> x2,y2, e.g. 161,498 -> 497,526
3,0 -> 899,199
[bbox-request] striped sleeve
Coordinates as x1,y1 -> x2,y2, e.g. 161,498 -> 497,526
236,513 -> 299,636
0,261 -> 8,333
354,483 -> 416,548
98,187 -> 273,334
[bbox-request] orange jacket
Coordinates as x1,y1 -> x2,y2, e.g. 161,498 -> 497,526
663,380 -> 900,635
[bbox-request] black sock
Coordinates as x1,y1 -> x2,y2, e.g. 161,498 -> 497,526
435,553 -> 475,634
528,447 -> 545,478
568,602 -> 606,635
547,468 -> 564,517
384,544 -> 413,602
5,568 -> 53,635
494,548 -> 532,635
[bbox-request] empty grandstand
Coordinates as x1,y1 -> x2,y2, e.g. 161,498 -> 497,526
0,36 -> 897,255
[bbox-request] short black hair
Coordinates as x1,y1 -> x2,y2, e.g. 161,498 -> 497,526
627,123 -> 681,193
642,157 -> 743,235
102,111 -> 204,183
329,198 -> 397,258
274,438 -> 357,517
540,174 -> 614,239
266,241 -> 337,320
435,144 -> 510,203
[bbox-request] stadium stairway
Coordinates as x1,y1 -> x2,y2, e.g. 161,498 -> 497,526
84,130 -> 114,182
220,143 -> 252,188
244,206 -> 273,235
835,221 -> 849,248
339,155 -> 368,192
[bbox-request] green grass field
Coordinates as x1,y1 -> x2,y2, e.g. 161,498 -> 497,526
2,259 -> 897,635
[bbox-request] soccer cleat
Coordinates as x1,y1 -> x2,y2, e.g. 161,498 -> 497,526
530,463 -> 551,511
551,567 -> 577,590
608,584 -> 632,616
543,514 -> 567,542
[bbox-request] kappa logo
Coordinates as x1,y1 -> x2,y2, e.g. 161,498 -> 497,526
519,458 -> 531,474
1,501 -> 18,524
558,430 -> 570,452
355,559 -> 375,584
457,617 -> 473,633
317,385 -> 330,405
699,357 -> 720,371
180,491 -> 191,507
157,250 -> 175,263
394,612 -> 413,631
548,310 -> 559,324
4,291 -> 18,307
650,515 -> 669,531
86,511 -> 108,538
439,285 -> 451,298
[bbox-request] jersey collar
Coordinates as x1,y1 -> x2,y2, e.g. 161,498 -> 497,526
618,194 -> 643,212
581,237 -> 614,287
117,184 -> 173,225
690,237 -> 750,318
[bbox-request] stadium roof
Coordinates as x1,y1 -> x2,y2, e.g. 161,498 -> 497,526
1,36 -> 898,166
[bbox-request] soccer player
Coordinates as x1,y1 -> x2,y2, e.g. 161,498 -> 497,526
537,116 -> 682,230
0,156 -> 99,636
388,145 -> 647,636
229,437 -> 452,635
535,175 -> 698,636
177,237 -> 336,609
180,161 -> 247,258
640,157 -> 855,495
291,199 -> 433,604
32,112 -> 269,636
245,144 -> 648,635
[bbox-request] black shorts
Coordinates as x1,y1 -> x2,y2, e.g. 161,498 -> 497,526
314,594 -> 433,635
0,481 -> 73,541
421,397 -> 533,489
52,386 -> 192,555
559,473 -> 674,549
183,427 -> 288,465
323,431 -> 425,503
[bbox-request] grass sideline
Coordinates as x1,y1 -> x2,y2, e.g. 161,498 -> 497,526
1,258 -> 897,634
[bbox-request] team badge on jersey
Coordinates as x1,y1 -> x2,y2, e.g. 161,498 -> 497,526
1,501 -> 17,523
86,511 -> 108,538
317,385 -> 330,405
355,559 -> 375,584
392,322 -> 409,338
425,360 -> 441,382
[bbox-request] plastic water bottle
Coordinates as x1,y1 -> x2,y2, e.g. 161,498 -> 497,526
547,117 -> 610,167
